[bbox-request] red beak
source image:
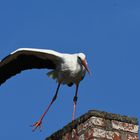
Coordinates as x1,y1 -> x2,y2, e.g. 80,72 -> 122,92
81,59 -> 92,76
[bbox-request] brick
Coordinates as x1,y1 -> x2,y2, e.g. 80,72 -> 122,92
89,128 -> 121,140
93,128 -> 106,138
89,116 -> 105,127
113,133 -> 121,140
71,129 -> 78,140
121,133 -> 139,140
79,134 -> 85,140
84,127 -> 94,140
77,117 -> 98,135
126,134 -> 139,140
77,123 -> 84,134
106,131 -> 120,140
112,120 -> 138,133
77,116 -> 105,135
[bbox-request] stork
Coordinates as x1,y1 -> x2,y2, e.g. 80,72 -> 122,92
0,48 -> 91,131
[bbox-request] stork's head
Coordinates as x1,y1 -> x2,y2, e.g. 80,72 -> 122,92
77,53 -> 91,76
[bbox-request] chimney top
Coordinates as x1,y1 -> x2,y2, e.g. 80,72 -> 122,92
46,110 -> 139,140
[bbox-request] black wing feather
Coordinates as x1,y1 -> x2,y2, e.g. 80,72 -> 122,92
0,50 -> 57,85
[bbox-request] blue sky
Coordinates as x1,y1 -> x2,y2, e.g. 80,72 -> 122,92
0,0 -> 140,139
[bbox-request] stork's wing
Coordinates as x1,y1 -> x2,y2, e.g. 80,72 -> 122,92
0,48 -> 63,85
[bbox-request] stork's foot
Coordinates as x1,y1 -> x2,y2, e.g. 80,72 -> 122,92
31,120 -> 43,132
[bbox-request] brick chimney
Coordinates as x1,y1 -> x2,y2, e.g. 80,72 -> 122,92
46,110 -> 139,140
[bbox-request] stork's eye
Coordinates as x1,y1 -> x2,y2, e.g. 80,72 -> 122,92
78,56 -> 83,64
78,56 -> 82,61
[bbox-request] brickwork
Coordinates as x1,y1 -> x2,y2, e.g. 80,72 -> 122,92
46,110 -> 139,140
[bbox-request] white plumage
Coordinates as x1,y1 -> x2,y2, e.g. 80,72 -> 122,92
0,48 -> 91,131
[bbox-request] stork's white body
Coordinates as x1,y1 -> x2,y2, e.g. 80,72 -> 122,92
49,54 -> 86,85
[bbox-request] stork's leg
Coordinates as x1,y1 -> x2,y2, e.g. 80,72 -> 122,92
31,83 -> 61,132
72,83 -> 79,121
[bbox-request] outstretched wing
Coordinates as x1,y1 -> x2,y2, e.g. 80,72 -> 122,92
0,48 -> 63,85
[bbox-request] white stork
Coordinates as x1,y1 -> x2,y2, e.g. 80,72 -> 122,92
0,48 -> 91,131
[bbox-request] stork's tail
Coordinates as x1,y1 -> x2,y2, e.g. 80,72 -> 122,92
47,71 -> 58,80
